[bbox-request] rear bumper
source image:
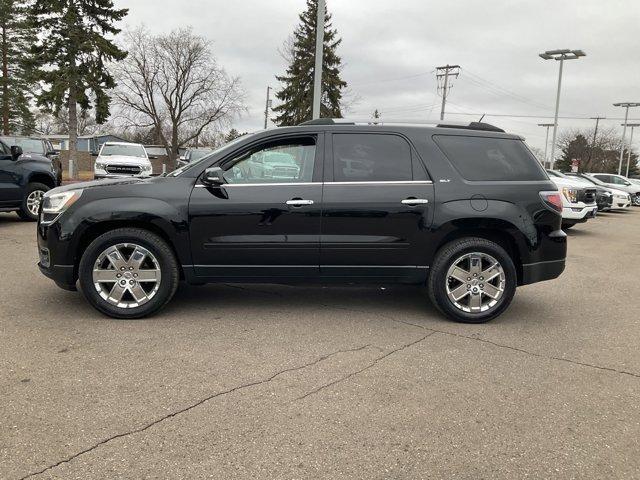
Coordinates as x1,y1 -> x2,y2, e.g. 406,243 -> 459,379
521,258 -> 566,285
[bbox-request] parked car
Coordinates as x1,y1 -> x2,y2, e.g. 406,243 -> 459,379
93,142 -> 153,179
0,139 -> 59,220
0,135 -> 62,185
37,120 -> 567,323
177,148 -> 215,168
585,173 -> 640,206
556,171 -> 613,212
564,172 -> 631,212
545,170 -> 597,229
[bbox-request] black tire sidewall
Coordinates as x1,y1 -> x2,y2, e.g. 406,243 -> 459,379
78,229 -> 179,319
19,183 -> 50,221
429,238 -> 517,323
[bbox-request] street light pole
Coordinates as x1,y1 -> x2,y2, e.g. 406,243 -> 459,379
622,123 -> 639,177
613,103 -> 640,174
264,86 -> 272,129
539,49 -> 586,169
538,123 -> 553,168
312,0 -> 326,119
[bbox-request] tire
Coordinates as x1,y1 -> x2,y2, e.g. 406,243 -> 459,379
427,237 -> 517,324
78,228 -> 179,319
562,222 -> 575,230
17,182 -> 50,221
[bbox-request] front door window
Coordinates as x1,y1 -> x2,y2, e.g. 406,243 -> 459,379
224,138 -> 316,184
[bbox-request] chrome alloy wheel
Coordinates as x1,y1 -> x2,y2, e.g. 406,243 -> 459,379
27,190 -> 45,216
445,252 -> 506,314
92,243 -> 161,308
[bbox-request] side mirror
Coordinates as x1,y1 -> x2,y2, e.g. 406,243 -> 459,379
148,155 -> 158,160
10,145 -> 23,161
90,151 -> 99,157
202,166 -> 225,186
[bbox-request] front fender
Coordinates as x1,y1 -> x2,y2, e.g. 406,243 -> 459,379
61,197 -> 190,265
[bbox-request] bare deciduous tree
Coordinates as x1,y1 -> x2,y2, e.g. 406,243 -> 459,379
113,27 -> 245,168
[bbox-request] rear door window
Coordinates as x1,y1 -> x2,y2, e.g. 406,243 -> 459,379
332,133 -> 413,182
434,135 -> 547,181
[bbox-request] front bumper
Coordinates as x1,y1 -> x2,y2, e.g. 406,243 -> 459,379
561,204 -> 597,221
37,221 -> 78,290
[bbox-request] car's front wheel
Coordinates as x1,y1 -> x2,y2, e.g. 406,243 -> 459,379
78,228 -> 179,319
17,182 -> 50,221
428,237 -> 517,323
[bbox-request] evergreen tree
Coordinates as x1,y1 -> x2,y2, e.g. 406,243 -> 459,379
32,0 -> 127,177
0,0 -> 36,134
272,0 -> 347,126
556,134 -> 589,172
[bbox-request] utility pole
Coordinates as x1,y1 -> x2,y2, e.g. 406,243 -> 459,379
264,86 -> 272,129
622,123 -> 639,177
588,116 -> 605,169
436,65 -> 460,121
538,123 -> 554,168
539,49 -> 586,169
613,102 -> 640,174
311,0 -> 326,119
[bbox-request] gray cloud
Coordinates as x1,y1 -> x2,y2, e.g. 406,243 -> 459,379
115,0 -> 640,151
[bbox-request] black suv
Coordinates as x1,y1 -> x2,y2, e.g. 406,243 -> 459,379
0,139 -> 60,220
0,136 -> 63,185
37,121 -> 566,322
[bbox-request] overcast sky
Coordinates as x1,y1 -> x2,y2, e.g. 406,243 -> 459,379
114,0 -> 640,153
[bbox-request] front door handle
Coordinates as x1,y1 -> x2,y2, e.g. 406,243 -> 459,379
401,198 -> 429,206
286,199 -> 314,206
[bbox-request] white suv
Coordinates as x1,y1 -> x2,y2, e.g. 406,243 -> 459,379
586,173 -> 640,206
94,142 -> 153,179
546,170 -> 598,228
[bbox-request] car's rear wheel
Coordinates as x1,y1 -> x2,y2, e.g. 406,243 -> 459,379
17,182 -> 49,221
428,237 -> 517,323
78,228 -> 179,319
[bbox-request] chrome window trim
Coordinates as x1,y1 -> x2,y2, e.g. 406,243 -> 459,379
325,180 -> 433,185
195,180 -> 433,188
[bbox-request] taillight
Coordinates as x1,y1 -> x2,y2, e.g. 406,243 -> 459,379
540,191 -> 563,213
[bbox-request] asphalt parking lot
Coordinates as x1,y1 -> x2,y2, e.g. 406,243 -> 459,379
2,209 -> 640,479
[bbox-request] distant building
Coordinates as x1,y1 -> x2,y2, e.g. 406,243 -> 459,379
43,134 -> 130,152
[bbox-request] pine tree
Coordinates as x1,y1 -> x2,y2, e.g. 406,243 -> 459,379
0,0 -> 36,134
32,0 -> 127,177
272,0 -> 347,126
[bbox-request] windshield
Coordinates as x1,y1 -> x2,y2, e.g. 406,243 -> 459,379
1,137 -> 44,154
168,135 -> 249,177
100,144 -> 147,158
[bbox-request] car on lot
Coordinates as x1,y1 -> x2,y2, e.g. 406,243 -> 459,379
177,148 -> 216,168
93,142 -> 153,179
0,135 -> 62,185
573,173 -> 632,209
545,170 -> 597,228
585,173 -> 640,206
0,139 -> 59,220
552,171 -> 613,212
37,120 -> 567,323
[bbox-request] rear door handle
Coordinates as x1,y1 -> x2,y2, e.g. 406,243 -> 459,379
286,199 -> 314,206
401,198 -> 429,206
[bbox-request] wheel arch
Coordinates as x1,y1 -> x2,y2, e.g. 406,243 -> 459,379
433,218 -> 525,285
73,220 -> 185,282
28,172 -> 56,189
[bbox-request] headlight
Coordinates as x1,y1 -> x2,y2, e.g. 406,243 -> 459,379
142,164 -> 152,171
562,187 -> 578,203
40,189 -> 83,224
95,161 -> 105,169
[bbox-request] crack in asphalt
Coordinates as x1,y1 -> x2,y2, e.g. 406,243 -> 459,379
388,318 -> 640,380
18,344 -> 372,480
297,332 -> 437,400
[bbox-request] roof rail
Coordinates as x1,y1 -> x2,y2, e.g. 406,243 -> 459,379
437,121 -> 505,133
299,118 -> 356,126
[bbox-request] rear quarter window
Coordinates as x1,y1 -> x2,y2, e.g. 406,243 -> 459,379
433,135 -> 547,181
